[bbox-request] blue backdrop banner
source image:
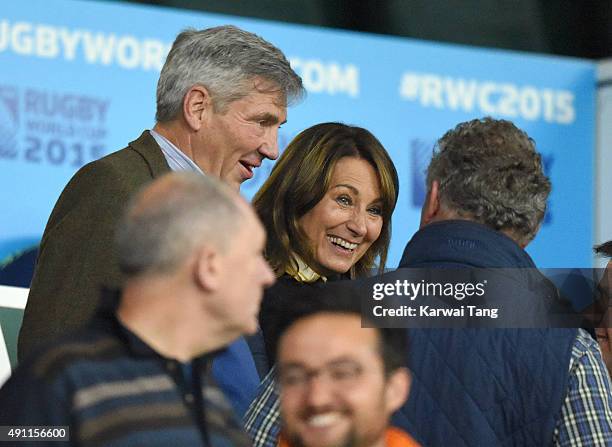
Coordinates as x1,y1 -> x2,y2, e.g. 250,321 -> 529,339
0,0 -> 596,278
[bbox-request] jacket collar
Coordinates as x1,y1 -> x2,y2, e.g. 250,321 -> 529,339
399,220 -> 536,269
128,130 -> 171,178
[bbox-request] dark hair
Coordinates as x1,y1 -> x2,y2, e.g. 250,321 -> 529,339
253,122 -> 399,278
428,117 -> 550,245
595,241 -> 612,258
273,282 -> 407,375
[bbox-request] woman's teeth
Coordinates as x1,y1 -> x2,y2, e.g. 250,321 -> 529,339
327,236 -> 358,251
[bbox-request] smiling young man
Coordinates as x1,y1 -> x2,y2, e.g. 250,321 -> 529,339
275,297 -> 419,447
19,25 -> 303,416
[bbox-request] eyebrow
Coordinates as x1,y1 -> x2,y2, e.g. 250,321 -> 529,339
332,183 -> 359,195
332,184 -> 383,203
280,356 -> 362,371
279,362 -> 306,371
254,112 -> 286,125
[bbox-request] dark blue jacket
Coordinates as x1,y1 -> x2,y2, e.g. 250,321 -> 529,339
395,220 -> 577,446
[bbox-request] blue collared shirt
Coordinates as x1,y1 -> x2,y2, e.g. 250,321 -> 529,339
150,129 -> 204,174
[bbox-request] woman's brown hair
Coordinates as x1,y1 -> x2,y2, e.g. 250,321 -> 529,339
253,122 -> 399,278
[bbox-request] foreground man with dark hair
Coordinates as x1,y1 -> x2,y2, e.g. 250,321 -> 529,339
0,172 -> 275,446
274,295 -> 420,447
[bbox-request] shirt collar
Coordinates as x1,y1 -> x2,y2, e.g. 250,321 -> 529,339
150,129 -> 204,175
285,254 -> 327,283
95,288 -> 217,362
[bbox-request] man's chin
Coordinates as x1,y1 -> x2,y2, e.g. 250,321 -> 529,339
243,317 -> 259,336
229,179 -> 242,191
219,171 -> 243,191
288,428 -> 355,447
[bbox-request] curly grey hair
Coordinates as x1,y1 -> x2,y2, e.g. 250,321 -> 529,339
156,25 -> 304,121
427,117 -> 551,244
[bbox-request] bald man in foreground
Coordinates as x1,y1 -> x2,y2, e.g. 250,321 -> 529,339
0,172 -> 275,446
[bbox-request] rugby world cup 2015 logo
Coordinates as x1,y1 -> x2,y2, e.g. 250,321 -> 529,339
0,85 -> 18,160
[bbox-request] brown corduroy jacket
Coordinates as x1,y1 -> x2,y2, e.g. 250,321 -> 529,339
18,131 -> 170,359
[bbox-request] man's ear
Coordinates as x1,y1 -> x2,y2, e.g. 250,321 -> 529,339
420,180 -> 441,228
194,245 -> 221,292
182,85 -> 212,132
384,368 -> 411,414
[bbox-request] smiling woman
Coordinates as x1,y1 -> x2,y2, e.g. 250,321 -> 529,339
251,122 -> 399,370
298,156 -> 384,277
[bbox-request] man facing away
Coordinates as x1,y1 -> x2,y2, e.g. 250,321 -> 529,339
0,172 -> 275,446
274,295 -> 420,447
18,25 -> 303,415
395,117 -> 612,446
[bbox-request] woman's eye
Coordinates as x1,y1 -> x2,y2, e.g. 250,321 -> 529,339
336,196 -> 352,206
368,206 -> 383,216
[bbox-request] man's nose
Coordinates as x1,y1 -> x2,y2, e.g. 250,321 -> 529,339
262,259 -> 276,287
259,127 -> 279,160
304,374 -> 334,408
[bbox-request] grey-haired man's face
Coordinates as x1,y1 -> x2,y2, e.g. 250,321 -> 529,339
202,84 -> 287,190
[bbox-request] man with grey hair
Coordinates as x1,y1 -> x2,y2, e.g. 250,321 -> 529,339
1,172 -> 275,446
391,117 -> 612,446
19,25 -> 302,413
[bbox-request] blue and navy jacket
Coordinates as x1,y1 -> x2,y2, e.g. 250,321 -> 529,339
395,220 -> 577,446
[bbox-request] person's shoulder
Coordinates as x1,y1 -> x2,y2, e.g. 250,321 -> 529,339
14,325 -> 123,385
564,328 -> 612,400
58,132 -> 163,207
97,130 -> 161,167
574,328 -> 597,346
0,326 -> 124,424
74,137 -> 149,182
59,143 -> 133,195
263,276 -> 302,299
569,328 -> 602,365
386,427 -> 421,447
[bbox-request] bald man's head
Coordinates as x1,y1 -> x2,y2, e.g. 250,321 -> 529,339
115,172 -> 247,278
